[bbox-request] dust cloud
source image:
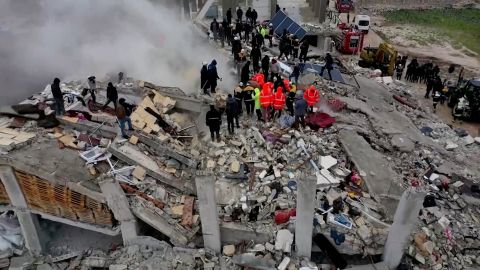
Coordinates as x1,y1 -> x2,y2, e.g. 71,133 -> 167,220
0,0 -> 235,105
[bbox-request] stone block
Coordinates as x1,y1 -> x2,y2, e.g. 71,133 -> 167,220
277,256 -> 291,270
109,264 -> 128,270
132,166 -> 147,180
275,229 -> 293,253
223,245 -> 235,256
129,135 -> 139,145
319,155 -> 337,169
230,160 -> 240,173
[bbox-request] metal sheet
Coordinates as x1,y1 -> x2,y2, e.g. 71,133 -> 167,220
270,11 -> 307,40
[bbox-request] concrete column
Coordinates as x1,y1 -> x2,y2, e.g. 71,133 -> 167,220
383,190 -> 425,269
195,171 -> 221,254
0,166 -> 43,255
191,0 -> 198,12
270,0 -> 278,17
295,176 -> 316,259
183,0 -> 191,19
313,0 -> 320,17
99,178 -> 139,245
319,0 -> 327,23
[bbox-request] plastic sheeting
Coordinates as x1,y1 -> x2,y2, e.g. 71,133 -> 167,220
305,112 -> 336,130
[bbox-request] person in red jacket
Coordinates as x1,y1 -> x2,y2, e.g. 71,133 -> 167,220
304,85 -> 320,113
259,83 -> 273,122
273,87 -> 286,118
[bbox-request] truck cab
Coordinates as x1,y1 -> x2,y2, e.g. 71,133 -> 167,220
335,0 -> 353,13
354,15 -> 370,33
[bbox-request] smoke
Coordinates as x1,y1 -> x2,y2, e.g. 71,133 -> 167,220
0,0 -> 235,105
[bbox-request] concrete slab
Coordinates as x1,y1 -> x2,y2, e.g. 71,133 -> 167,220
339,130 -> 404,219
295,176 -> 316,259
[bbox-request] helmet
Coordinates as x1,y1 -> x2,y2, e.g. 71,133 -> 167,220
202,61 -> 208,66
234,36 -> 240,40
239,82 -> 244,87
269,23 -> 273,27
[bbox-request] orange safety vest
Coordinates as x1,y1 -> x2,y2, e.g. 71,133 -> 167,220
273,87 -> 286,110
260,85 -> 273,108
283,79 -> 291,91
304,86 -> 320,106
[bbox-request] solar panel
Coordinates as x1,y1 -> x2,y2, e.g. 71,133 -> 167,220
299,63 -> 345,83
270,11 -> 307,40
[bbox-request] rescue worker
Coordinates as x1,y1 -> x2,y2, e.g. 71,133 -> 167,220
273,87 -> 286,118
245,7 -> 252,25
206,105 -> 222,142
226,94 -> 239,135
116,98 -> 134,139
234,83 -> 244,116
304,85 -> 320,112
236,7 -> 243,22
85,76 -> 97,103
201,61 -> 209,94
252,9 -> 258,25
241,60 -> 251,85
103,82 -> 118,110
292,38 -> 300,60
289,63 -> 300,85
268,23 -> 274,47
294,90 -> 307,128
218,24 -> 225,47
270,58 -> 280,83
261,55 -> 270,81
226,8 -> 232,25
395,64 -> 404,81
320,53 -> 333,80
210,18 -> 219,41
51,77 -> 65,116
243,84 -> 255,116
253,87 -> 262,121
232,36 -> 242,61
286,87 -> 296,116
299,40 -> 309,62
251,46 -> 261,73
259,83 -> 273,122
207,59 -> 220,94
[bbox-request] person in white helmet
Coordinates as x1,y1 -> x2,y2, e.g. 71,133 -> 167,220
268,23 -> 274,47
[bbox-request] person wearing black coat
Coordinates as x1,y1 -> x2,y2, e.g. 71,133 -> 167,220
210,19 -> 219,41
261,55 -> 270,81
206,105 -> 222,142
251,47 -> 261,73
232,37 -> 242,61
320,53 -> 334,80
226,8 -> 232,25
234,88 -> 243,119
103,82 -> 118,110
241,61 -> 251,85
251,9 -> 258,25
226,94 -> 239,134
236,7 -> 243,22
207,59 -> 220,93
245,7 -> 252,25
286,90 -> 296,116
201,62 -> 209,94
299,40 -> 309,62
243,87 -> 254,116
51,77 -> 65,116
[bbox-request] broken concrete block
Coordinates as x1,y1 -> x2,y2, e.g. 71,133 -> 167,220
273,167 -> 281,178
357,225 -> 372,244
259,170 -> 267,179
231,160 -> 240,173
100,138 -> 110,147
445,142 -> 458,150
414,253 -> 425,264
257,196 -> 267,203
251,128 -> 266,145
214,149 -> 224,156
277,256 -> 291,270
275,229 -> 293,253
319,155 -> 337,169
265,242 -> 275,252
82,256 -> 107,268
452,181 -> 464,188
223,245 -> 235,256
217,157 -> 226,166
132,166 -> 146,180
230,140 -> 242,147
390,135 -> 414,152
171,205 -> 184,218
206,159 -> 215,168
109,265 -> 128,270
475,137 -> 480,144
190,149 -> 200,157
463,135 -> 475,145
129,135 -> 139,145
166,159 -> 181,170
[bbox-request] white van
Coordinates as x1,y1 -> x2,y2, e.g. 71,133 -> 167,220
354,15 -> 371,33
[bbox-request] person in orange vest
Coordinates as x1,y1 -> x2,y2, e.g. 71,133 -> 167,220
303,85 -> 320,113
259,83 -> 273,122
273,87 -> 286,118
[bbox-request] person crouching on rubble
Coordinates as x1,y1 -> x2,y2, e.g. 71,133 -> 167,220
51,78 -> 65,116
226,94 -> 239,135
206,105 -> 222,142
116,98 -> 134,139
103,82 -> 118,110
295,90 -> 307,128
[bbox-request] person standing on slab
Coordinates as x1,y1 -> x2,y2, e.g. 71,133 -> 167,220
103,82 -> 118,110
51,77 -> 65,116
206,105 -> 222,142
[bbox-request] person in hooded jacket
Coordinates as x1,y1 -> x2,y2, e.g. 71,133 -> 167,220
103,82 -> 118,110
241,61 -> 251,85
251,9 -> 258,25
210,18 -> 219,41
286,88 -> 296,116
232,36 -> 242,61
226,8 -> 232,24
234,84 -> 244,117
245,7 -> 252,25
206,105 -> 222,142
320,53 -> 333,80
201,62 -> 209,94
226,94 -> 239,134
51,78 -> 65,116
294,91 -> 307,128
207,60 -> 220,93
236,7 -> 243,22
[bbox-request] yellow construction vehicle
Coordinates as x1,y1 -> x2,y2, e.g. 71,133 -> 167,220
358,42 -> 398,76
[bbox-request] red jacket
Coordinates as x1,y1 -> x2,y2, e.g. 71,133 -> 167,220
273,87 -> 286,110
252,73 -> 265,87
283,79 -> 291,91
304,86 -> 320,106
260,84 -> 273,107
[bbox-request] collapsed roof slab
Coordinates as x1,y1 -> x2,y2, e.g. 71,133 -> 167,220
339,130 -> 405,220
